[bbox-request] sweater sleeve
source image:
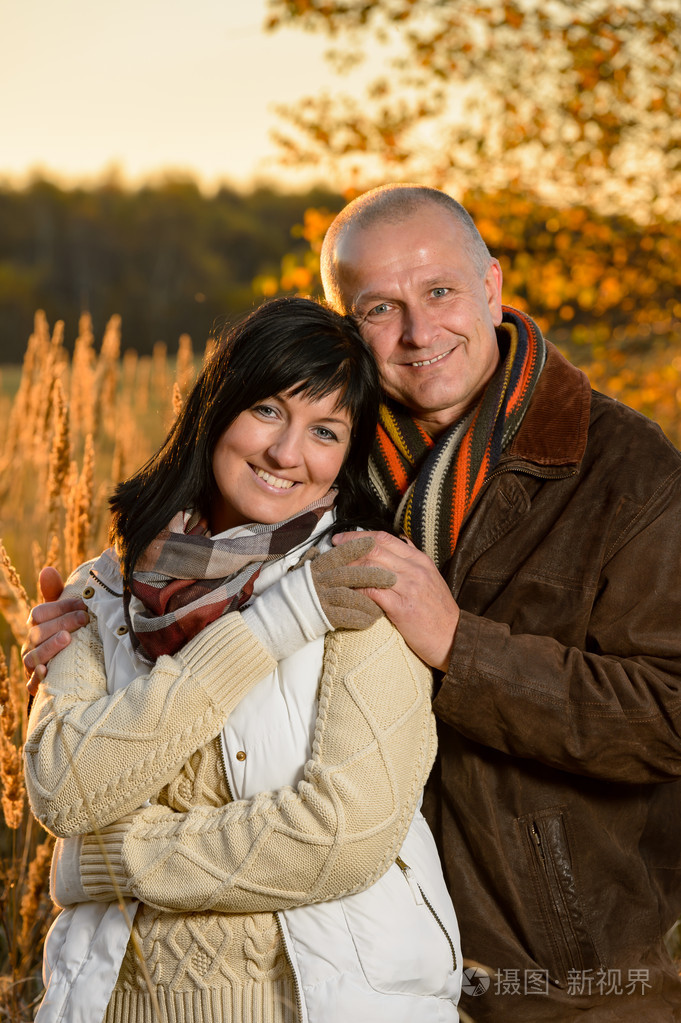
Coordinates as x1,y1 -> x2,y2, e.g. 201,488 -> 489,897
24,567 -> 277,838
78,618 -> 437,913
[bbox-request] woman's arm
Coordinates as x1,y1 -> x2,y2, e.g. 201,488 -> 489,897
76,618 -> 437,914
24,568 -> 277,837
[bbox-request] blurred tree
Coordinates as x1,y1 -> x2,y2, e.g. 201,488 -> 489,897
0,179 -> 344,362
266,0 -> 681,220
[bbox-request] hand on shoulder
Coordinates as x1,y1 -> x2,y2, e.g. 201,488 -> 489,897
332,531 -> 460,672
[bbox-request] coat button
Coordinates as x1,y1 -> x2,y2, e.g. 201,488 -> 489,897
236,751 -> 247,762
82,586 -> 95,599
116,625 -> 128,636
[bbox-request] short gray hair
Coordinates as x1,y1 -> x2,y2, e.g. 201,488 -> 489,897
321,183 -> 492,312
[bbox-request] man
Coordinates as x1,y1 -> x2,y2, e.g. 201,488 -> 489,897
24,185 -> 681,1021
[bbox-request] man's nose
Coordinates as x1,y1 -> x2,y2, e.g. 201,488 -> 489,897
402,303 -> 439,347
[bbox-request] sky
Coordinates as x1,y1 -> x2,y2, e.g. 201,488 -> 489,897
0,0 -> 362,192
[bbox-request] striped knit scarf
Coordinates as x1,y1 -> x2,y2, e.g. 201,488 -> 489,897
125,491 -> 336,662
368,307 -> 546,568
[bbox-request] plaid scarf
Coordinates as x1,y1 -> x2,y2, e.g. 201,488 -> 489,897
125,491 -> 336,662
368,307 -> 546,568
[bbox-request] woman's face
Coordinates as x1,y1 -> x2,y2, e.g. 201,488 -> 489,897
210,387 -> 353,533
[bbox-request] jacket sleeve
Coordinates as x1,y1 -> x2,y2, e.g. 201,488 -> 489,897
77,618 -> 437,913
24,567 -> 277,837
434,464 -> 681,783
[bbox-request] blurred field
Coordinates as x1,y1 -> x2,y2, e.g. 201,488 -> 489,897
0,310 -> 678,1018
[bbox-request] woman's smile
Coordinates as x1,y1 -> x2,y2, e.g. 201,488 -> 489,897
210,387 -> 352,533
250,465 -> 298,490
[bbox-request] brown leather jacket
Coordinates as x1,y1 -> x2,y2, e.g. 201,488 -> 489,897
424,341 -> 681,1021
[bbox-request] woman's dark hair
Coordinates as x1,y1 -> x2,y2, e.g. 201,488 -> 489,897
110,296 -> 387,581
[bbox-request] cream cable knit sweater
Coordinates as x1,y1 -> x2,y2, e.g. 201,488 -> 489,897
25,563 -> 437,1022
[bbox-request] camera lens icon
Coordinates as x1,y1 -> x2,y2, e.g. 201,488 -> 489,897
461,966 -> 492,997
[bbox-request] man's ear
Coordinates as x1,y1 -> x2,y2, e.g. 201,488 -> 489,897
485,258 -> 504,325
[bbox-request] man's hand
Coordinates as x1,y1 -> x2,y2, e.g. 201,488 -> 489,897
22,567 -> 89,696
332,531 -> 460,672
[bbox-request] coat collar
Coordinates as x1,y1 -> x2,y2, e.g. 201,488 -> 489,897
506,341 -> 591,467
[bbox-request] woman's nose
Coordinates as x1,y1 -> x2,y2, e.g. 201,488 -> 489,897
267,427 -> 302,467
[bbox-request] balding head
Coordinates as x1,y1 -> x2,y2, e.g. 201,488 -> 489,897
321,183 -> 491,312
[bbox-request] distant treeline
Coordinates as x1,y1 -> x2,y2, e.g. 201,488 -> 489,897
1,178 -> 679,364
0,178 -> 344,362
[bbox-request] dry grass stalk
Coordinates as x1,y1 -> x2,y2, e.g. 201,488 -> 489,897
46,379 -> 71,541
0,541 -> 31,647
0,315 -> 47,484
0,647 -> 26,831
32,320 -> 66,470
69,312 -> 96,441
94,315 -> 122,437
171,380 -> 183,419
64,434 -> 95,574
44,533 -> 62,574
18,834 -> 55,962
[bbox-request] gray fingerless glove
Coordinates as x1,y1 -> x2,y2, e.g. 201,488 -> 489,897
306,537 -> 396,630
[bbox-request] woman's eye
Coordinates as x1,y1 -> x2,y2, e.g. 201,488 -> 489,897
314,427 -> 337,441
253,404 -> 278,418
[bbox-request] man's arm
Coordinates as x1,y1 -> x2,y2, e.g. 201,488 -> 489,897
59,620 -> 437,915
337,478 -> 681,784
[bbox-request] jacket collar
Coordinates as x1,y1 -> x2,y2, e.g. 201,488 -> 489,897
506,341 -> 591,468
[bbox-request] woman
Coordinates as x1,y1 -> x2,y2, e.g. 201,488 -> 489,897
25,297 -> 462,1023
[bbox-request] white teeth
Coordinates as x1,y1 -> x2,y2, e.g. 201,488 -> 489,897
411,351 -> 450,367
254,468 -> 295,489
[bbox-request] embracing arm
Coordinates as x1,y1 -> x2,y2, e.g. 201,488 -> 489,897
73,618 -> 437,914
24,567 -> 277,837
435,466 -> 681,783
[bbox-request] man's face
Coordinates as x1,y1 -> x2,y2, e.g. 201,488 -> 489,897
334,207 -> 503,436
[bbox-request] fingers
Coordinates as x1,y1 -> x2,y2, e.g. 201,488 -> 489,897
319,536 -> 376,566
26,666 -> 46,698
38,566 -> 66,602
28,596 -> 87,627
333,530 -> 420,566
22,601 -> 89,680
22,627 -> 74,678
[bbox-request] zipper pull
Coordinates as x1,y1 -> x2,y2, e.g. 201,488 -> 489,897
531,822 -> 545,861
396,855 -> 424,905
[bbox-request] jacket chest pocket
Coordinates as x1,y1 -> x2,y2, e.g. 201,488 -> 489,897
518,807 -> 604,989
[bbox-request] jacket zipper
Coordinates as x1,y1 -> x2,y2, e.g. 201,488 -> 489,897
486,464 -> 578,485
275,913 -> 307,1023
396,856 -> 457,971
218,732 -> 306,1021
